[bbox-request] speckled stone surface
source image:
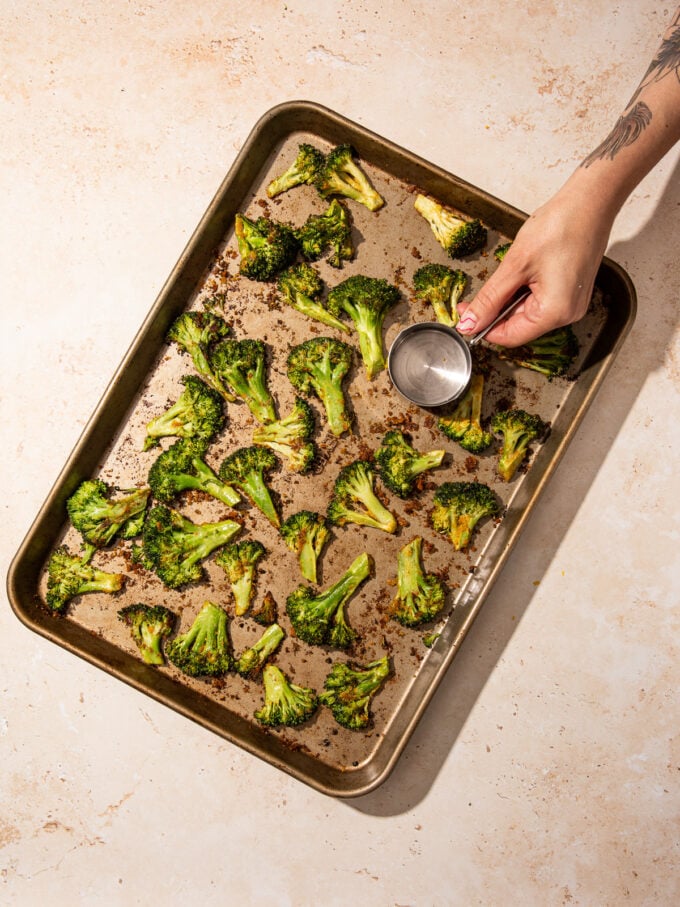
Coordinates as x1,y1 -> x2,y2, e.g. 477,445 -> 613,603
2,3 -> 679,904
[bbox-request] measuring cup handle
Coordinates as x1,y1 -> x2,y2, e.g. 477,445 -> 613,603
467,289 -> 531,347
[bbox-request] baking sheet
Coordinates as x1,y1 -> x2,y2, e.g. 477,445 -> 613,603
7,101 -> 636,797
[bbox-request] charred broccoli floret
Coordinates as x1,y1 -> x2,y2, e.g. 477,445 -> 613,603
66,479 -> 149,550
266,142 -> 326,198
414,193 -> 487,259
143,375 -> 224,451
235,622 -> 285,678
437,373 -> 492,453
491,408 -> 548,482
390,536 -> 446,627
251,396 -> 317,474
319,655 -> 391,730
316,143 -> 384,211
148,438 -> 240,507
327,461 -> 397,534
254,664 -> 318,727
45,546 -> 125,614
117,603 -> 176,665
286,336 -> 354,437
234,212 -> 299,281
166,309 -> 235,401
251,589 -> 278,626
277,262 -> 349,334
215,538 -> 266,616
280,510 -> 331,584
326,274 -> 400,379
494,241 -> 512,262
374,430 -> 445,498
295,198 -> 354,268
286,552 -> 371,647
137,505 -> 241,589
218,446 -> 281,528
495,325 -> 579,379
165,600 -> 232,676
431,481 -> 499,551
412,262 -> 468,327
210,338 -> 277,425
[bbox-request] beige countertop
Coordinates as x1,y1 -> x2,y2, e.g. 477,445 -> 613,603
2,2 -> 679,904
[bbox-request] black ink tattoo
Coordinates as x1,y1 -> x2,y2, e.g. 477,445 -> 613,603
627,13 -> 680,107
581,102 -> 652,168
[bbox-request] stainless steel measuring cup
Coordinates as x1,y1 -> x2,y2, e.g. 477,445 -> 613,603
387,290 -> 529,407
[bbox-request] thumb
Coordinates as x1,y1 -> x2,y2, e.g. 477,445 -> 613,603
457,265 -> 524,336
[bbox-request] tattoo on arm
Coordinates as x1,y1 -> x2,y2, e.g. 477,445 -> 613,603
627,12 -> 680,107
581,102 -> 652,168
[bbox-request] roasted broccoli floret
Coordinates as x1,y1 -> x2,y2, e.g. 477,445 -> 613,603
215,538 -> 266,616
165,600 -> 232,676
390,536 -> 446,627
143,375 -> 224,451
414,193 -> 487,259
117,603 -> 176,666
286,552 -> 371,647
234,212 -> 299,281
210,338 -> 277,425
374,430 -> 445,498
491,408 -> 548,482
319,655 -> 391,730
431,481 -> 499,551
166,309 -> 235,401
254,664 -> 318,727
266,142 -> 326,198
277,262 -> 349,334
412,263 -> 468,327
137,505 -> 241,588
251,396 -> 317,473
295,198 -> 354,268
327,461 -> 397,534
148,438 -> 240,507
326,275 -> 400,379
218,446 -> 281,528
437,373 -> 492,453
315,143 -> 384,211
495,325 -> 579,378
45,546 -> 125,614
235,622 -> 285,677
286,336 -> 354,437
494,241 -> 512,262
280,510 -> 331,584
252,589 -> 278,626
66,479 -> 149,550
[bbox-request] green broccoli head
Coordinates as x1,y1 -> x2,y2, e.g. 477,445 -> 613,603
431,481 -> 499,551
327,461 -> 397,534
45,545 -> 125,614
165,600 -> 232,676
138,505 -> 242,589
210,338 -> 277,425
277,262 -> 349,334
494,241 -> 512,262
490,408 -> 548,481
252,396 -> 317,474
326,275 -> 400,379
319,655 -> 391,729
218,446 -> 281,528
280,510 -> 332,584
315,143 -> 384,212
143,375 -> 225,451
285,552 -> 371,647
374,430 -> 445,498
166,309 -> 235,401
66,479 -> 150,549
286,336 -> 354,437
148,437 -> 240,507
266,142 -> 326,198
414,193 -> 487,259
295,198 -> 354,268
234,622 -> 285,677
215,538 -> 266,616
495,325 -> 579,379
412,262 -> 468,327
390,537 -> 446,627
254,664 -> 319,727
234,213 -> 299,281
437,372 -> 492,454
117,603 -> 176,665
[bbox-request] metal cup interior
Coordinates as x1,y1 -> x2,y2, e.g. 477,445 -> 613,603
387,322 -> 472,407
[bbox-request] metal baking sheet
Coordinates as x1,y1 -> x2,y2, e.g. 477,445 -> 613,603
7,101 -> 636,797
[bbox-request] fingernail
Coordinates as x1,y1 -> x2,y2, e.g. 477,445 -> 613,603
457,313 -> 478,334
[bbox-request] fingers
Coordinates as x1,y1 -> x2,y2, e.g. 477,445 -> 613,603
457,261 -> 526,337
